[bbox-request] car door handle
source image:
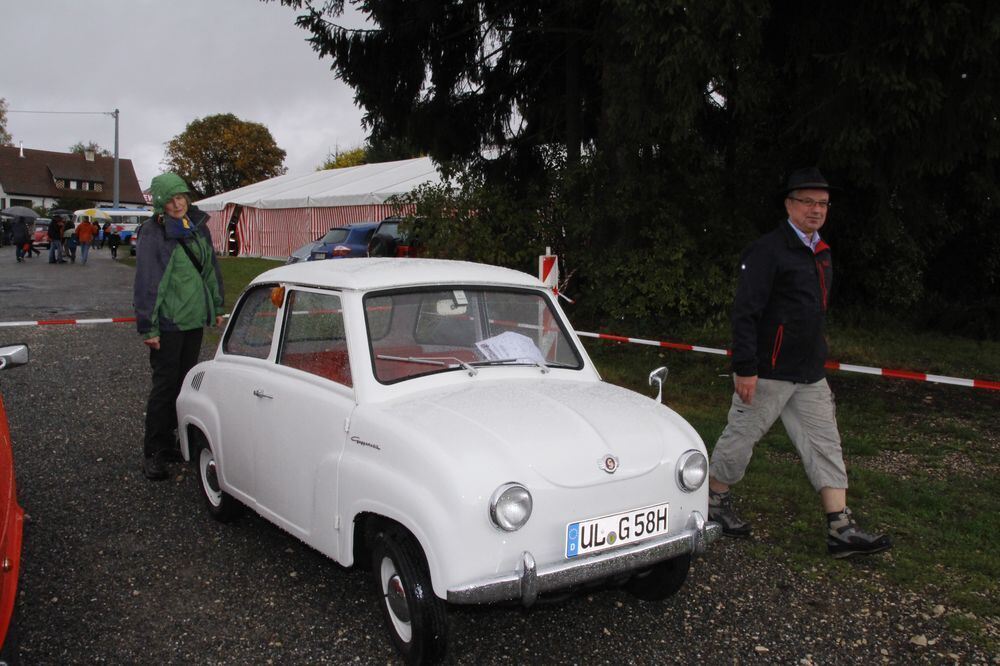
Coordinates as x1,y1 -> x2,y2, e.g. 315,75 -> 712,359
252,389 -> 273,399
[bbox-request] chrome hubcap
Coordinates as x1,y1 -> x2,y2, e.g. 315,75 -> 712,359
200,449 -> 222,507
380,556 -> 412,642
386,574 -> 410,622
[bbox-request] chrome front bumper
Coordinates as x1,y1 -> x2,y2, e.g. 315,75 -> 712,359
447,512 -> 720,606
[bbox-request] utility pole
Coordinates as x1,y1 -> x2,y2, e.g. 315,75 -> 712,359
8,107 -> 123,208
111,108 -> 120,209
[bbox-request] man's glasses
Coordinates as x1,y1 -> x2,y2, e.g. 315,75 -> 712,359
788,197 -> 831,209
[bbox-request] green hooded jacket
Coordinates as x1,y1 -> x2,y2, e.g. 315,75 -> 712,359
133,174 -> 224,338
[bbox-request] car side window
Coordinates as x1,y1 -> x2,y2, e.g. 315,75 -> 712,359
278,290 -> 352,387
223,285 -> 278,359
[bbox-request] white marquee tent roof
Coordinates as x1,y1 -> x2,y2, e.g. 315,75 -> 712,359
194,156 -> 442,211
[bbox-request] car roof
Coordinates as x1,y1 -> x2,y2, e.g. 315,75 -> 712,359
327,221 -> 378,232
253,258 -> 544,292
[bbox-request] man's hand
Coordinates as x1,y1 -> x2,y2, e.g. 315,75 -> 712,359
143,336 -> 160,351
734,374 -> 758,405
216,315 -> 225,327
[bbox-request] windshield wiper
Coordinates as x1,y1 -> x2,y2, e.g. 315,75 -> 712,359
469,357 -> 550,374
376,354 -> 479,376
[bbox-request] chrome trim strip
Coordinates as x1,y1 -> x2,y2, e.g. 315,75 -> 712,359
448,512 -> 721,605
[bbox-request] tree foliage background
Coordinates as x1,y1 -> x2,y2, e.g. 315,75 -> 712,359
279,0 -> 1000,338
164,113 -> 287,197
69,141 -> 111,157
0,98 -> 13,147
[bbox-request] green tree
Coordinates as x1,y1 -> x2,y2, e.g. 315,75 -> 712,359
164,113 -> 287,196
51,196 -> 93,213
0,98 -> 12,147
280,0 -> 1000,337
69,141 -> 112,157
317,146 -> 367,170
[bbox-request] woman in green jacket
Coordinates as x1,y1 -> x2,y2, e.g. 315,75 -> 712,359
134,172 -> 224,480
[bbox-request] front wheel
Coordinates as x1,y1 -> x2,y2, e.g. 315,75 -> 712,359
194,440 -> 242,523
370,526 -> 447,664
624,554 -> 691,601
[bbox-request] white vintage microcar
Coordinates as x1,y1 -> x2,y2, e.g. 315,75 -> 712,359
176,258 -> 720,663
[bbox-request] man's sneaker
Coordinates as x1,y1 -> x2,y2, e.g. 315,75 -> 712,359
826,507 -> 893,558
142,455 -> 168,481
708,490 -> 752,538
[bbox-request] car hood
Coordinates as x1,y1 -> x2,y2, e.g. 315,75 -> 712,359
375,378 -> 702,488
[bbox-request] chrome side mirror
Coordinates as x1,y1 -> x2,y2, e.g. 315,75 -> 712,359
648,366 -> 668,403
0,344 -> 29,371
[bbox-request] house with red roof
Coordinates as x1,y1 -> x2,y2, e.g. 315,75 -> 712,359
0,145 -> 146,211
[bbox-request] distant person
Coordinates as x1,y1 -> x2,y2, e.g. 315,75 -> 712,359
48,215 -> 65,263
134,172 -> 225,481
107,225 -> 122,260
107,226 -> 121,260
63,217 -> 77,263
11,217 -> 30,263
708,167 -> 892,559
76,217 -> 96,264
100,221 -> 111,249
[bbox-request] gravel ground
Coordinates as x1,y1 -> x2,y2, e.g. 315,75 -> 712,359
0,245 -> 995,664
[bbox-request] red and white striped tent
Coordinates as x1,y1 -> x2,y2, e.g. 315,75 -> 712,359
194,157 -> 442,259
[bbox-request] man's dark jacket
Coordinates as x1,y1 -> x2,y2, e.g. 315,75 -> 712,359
730,221 -> 833,383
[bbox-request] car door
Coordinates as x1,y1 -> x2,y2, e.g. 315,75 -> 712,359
252,287 -> 354,539
215,284 -> 281,501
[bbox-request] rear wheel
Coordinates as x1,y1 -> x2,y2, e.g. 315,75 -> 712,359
370,525 -> 447,664
625,554 -> 690,601
193,438 -> 242,523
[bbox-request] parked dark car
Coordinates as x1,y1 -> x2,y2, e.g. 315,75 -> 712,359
366,217 -> 423,258
0,344 -> 27,663
286,222 -> 378,264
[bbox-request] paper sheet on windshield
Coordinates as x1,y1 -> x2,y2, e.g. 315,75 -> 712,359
476,331 -> 546,364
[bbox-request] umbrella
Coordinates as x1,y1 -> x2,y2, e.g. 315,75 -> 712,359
0,206 -> 38,220
79,208 -> 112,221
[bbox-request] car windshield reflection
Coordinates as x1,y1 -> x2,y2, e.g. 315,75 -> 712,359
365,287 -> 583,383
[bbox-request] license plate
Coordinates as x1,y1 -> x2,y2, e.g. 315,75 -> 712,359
565,502 -> 669,558
311,252 -> 327,260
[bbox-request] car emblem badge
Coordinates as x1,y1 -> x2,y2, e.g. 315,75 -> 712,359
601,455 -> 619,474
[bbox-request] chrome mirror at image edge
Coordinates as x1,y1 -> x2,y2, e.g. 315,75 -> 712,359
0,344 -> 29,371
648,366 -> 668,403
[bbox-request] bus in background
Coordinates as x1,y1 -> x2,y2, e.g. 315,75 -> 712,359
74,207 -> 153,255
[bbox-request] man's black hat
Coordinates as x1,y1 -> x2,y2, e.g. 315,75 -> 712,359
783,167 -> 834,195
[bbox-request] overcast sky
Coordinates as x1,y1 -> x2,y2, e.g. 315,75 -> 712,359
5,0 -> 369,189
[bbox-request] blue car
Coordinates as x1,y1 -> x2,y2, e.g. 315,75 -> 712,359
286,222 -> 379,264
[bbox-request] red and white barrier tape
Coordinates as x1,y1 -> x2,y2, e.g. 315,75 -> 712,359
1,316 -> 996,391
575,330 -> 1000,391
0,317 -> 138,327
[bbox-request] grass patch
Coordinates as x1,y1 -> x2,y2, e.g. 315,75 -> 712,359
584,336 -> 1000,644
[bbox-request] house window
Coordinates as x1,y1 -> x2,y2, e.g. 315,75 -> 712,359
81,181 -> 90,191
55,179 -> 65,188
69,180 -> 78,190
95,183 -> 103,192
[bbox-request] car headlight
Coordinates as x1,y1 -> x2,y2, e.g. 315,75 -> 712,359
676,450 -> 708,492
489,483 -> 532,532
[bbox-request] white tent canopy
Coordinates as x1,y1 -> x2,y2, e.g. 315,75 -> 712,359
195,156 -> 442,211
194,157 -> 443,259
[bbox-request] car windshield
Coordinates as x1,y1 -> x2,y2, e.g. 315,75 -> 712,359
320,228 -> 350,244
364,287 -> 583,383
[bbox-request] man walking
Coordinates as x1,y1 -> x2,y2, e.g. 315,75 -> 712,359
708,167 -> 892,559
48,215 -> 65,263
